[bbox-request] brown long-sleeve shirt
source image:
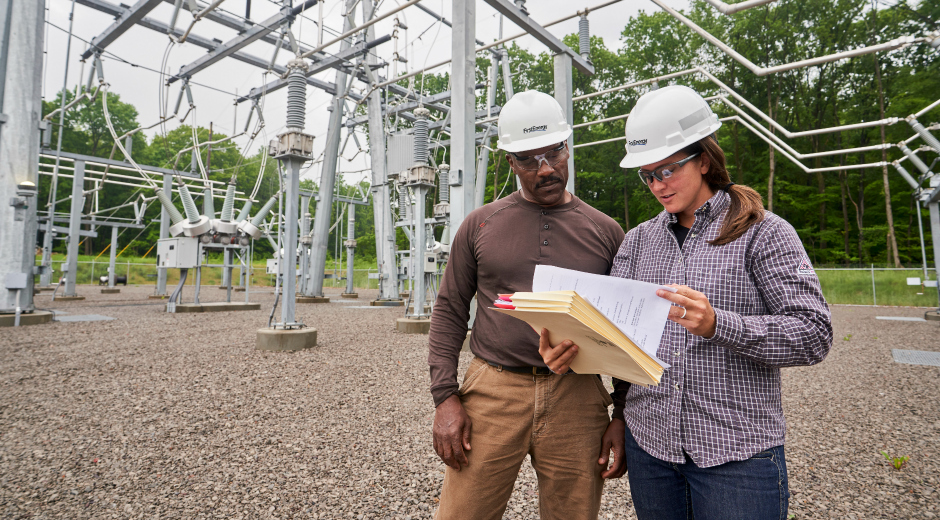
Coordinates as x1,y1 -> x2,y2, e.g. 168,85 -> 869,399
428,191 -> 630,418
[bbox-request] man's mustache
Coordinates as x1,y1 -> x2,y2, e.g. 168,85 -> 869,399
536,176 -> 564,188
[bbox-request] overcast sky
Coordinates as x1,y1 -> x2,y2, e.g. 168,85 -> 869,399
43,0 -> 690,185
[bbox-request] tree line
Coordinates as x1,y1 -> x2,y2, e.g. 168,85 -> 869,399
39,0 -> 938,269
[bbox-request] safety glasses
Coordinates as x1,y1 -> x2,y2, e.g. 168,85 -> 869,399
637,153 -> 700,186
509,142 -> 569,172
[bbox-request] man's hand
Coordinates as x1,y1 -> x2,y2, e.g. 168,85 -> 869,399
598,418 -> 627,479
657,284 -> 717,338
432,395 -> 472,471
538,328 -> 580,374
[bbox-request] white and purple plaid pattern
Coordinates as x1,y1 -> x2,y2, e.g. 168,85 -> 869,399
612,190 -> 832,468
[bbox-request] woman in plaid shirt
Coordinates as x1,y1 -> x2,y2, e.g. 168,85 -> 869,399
540,85 -> 833,519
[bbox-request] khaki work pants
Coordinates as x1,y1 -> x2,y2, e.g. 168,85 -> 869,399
435,357 -> 613,520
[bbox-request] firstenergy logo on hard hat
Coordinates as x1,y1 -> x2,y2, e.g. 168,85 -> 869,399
523,125 -> 548,134
496,90 -> 572,153
620,85 -> 722,168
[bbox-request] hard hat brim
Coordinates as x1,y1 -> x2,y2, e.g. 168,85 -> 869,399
619,141 -> 690,169
497,128 -> 572,154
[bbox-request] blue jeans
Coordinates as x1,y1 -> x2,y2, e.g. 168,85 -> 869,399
624,426 -> 789,520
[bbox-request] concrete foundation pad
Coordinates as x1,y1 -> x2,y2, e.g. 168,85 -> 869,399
399,291 -> 411,298
173,302 -> 261,313
34,287 -> 56,292
100,288 -> 121,294
256,327 -> 317,351
396,317 -> 431,334
407,305 -> 432,314
0,311 -> 55,327
371,299 -> 404,307
55,295 -> 85,301
341,293 -> 359,299
148,294 -> 168,300
926,311 -> 940,322
234,287 -> 245,292
296,296 -> 330,304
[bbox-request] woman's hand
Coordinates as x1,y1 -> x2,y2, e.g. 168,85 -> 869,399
538,328 -> 579,374
656,284 -> 717,338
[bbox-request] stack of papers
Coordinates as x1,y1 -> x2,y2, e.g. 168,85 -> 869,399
493,289 -> 665,386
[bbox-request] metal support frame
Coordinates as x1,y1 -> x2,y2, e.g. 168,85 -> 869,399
554,53 -> 575,194
410,185 -> 430,317
929,201 -> 940,309
482,0 -> 595,75
474,54 -> 501,208
307,0 -> 357,298
280,156 -> 302,325
298,194 -> 310,294
449,0 -> 477,234
0,0 -> 43,314
64,161 -> 85,297
363,0 -> 399,300
107,226 -> 118,287
344,204 -> 356,295
156,174 -> 171,295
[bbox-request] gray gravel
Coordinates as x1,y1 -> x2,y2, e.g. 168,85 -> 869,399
1,286 -> 937,519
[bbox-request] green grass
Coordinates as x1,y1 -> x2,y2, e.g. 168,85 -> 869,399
816,269 -> 938,307
35,253 -> 383,290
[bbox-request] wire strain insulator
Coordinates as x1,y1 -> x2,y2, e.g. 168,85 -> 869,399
908,118 -> 940,154
221,183 -> 237,221
236,200 -> 253,223
578,14 -> 591,60
439,163 -> 450,203
399,184 -> 411,221
178,184 -> 200,223
156,190 -> 185,225
286,60 -> 308,131
899,142 -> 931,175
413,106 -> 430,166
250,195 -> 278,228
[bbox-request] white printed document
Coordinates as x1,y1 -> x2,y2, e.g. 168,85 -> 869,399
533,265 -> 673,367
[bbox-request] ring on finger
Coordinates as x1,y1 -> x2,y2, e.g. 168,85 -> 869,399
680,307 -> 687,319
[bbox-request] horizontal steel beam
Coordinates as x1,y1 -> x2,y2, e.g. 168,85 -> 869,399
168,1 -> 318,84
39,223 -> 99,238
81,0 -> 163,59
482,0 -> 594,75
239,35 -> 390,103
41,216 -> 146,229
40,149 -> 198,178
298,190 -> 371,206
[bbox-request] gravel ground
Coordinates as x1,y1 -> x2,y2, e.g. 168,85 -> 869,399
0,286 -> 937,519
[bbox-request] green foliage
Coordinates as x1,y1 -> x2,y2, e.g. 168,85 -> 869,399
880,450 -> 910,470
37,0 -> 938,270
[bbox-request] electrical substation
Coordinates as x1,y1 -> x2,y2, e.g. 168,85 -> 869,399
1,0 -> 940,517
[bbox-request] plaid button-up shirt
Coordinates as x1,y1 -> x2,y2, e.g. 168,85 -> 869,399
612,190 -> 832,468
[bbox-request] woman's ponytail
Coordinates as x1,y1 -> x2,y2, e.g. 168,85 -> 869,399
679,137 -> 765,245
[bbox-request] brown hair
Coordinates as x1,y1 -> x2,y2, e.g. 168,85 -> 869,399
679,136 -> 765,246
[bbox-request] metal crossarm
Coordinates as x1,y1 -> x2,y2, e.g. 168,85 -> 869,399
168,1 -> 318,84
482,0 -> 594,75
80,0 -> 163,60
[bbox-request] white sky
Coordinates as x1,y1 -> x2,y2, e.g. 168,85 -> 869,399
43,0 -> 690,186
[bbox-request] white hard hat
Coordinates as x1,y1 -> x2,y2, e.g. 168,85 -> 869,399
619,85 -> 721,168
496,90 -> 572,153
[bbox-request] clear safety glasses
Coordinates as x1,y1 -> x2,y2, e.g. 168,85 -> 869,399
637,153 -> 700,186
509,143 -> 569,172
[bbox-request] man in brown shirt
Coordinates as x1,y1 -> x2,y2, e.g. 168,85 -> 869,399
428,90 -> 630,520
